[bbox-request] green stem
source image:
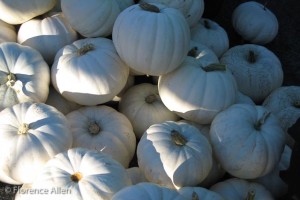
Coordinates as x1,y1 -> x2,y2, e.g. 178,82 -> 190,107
171,130 -> 187,146
139,3 -> 160,13
246,190 -> 255,200
202,64 -> 227,72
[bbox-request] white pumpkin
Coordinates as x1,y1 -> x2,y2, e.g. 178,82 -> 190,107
0,0 -> 56,24
210,104 -> 286,179
61,0 -> 134,37
66,105 -> 136,168
17,12 -> 78,64
232,1 -> 279,44
112,3 -> 190,76
119,83 -> 180,139
15,147 -> 132,200
0,42 -> 50,111
112,182 -> 186,200
137,121 -> 213,189
220,44 -> 283,103
191,18 -> 229,58
0,102 -> 72,185
51,37 -> 129,106
139,0 -> 205,27
126,167 -> 148,185
178,186 -> 225,200
188,40 -> 219,66
112,74 -> 135,102
210,178 -> 274,200
158,57 -> 238,125
0,19 -> 16,43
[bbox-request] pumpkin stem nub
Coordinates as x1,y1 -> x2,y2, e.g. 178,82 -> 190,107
71,172 -> 82,182
139,3 -> 160,13
255,111 -> 271,130
88,121 -> 101,135
18,123 -> 30,135
145,94 -> 158,104
192,192 -> 199,200
246,190 -> 255,200
171,130 -> 187,146
248,50 -> 257,63
187,47 -> 198,58
77,44 -> 94,56
202,63 -> 227,72
6,72 -> 16,87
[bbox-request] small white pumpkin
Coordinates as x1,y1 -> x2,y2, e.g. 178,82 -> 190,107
137,121 -> 213,189
119,83 -> 180,139
17,12 -> 78,64
210,104 -> 286,179
0,42 -> 50,111
66,105 -> 136,168
112,3 -> 190,76
0,19 -> 16,43
191,18 -> 229,58
232,1 -> 279,44
178,186 -> 225,200
15,147 -> 132,200
220,44 -> 283,103
210,178 -> 274,200
0,102 -> 72,185
0,0 -> 56,24
51,37 -> 129,106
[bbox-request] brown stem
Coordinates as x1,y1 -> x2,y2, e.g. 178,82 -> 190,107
145,94 -> 158,104
77,44 -> 94,56
248,51 -> 256,63
139,3 -> 160,13
70,172 -> 82,182
88,121 -> 101,135
246,190 -> 255,200
18,123 -> 30,135
254,111 -> 271,130
6,72 -> 16,87
202,64 -> 227,72
187,47 -> 198,58
171,130 -> 187,146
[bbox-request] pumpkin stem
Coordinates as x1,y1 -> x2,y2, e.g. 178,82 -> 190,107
246,190 -> 255,200
77,43 -> 94,56
6,72 -> 16,87
263,1 -> 269,10
293,101 -> 300,108
70,172 -> 82,182
18,123 -> 30,135
88,121 -> 101,135
171,130 -> 187,146
204,19 -> 210,29
248,50 -> 256,63
254,111 -> 271,130
187,47 -> 198,58
192,192 -> 199,200
139,3 -> 160,13
202,63 -> 227,72
145,94 -> 158,104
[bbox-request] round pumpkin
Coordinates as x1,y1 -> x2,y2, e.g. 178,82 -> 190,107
0,102 -> 72,185
0,42 -> 50,111
178,186 -> 225,200
0,19 -> 16,43
112,3 -> 190,76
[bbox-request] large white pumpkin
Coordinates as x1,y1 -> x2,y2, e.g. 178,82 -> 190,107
137,121 -> 213,189
112,3 -> 190,76
51,37 -> 129,106
0,0 -> 56,24
0,42 -> 50,111
66,105 -> 136,168
210,104 -> 286,179
17,12 -> 78,65
0,19 -> 16,43
0,102 -> 72,185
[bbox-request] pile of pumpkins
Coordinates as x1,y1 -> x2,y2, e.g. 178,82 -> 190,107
0,0 -> 299,199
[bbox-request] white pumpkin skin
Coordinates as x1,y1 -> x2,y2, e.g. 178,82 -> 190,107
0,102 -> 72,185
0,0 -> 56,24
178,186 -> 225,200
51,37 -> 129,106
17,12 -> 78,65
126,167 -> 148,185
220,44 -> 283,103
210,104 -> 286,179
0,19 -> 16,43
236,91 -> 256,105
66,105 -> 136,168
191,18 -> 229,58
137,121 -> 213,189
15,148 -> 132,200
188,40 -> 219,66
119,83 -> 180,139
210,178 -> 274,200
232,1 -> 279,44
158,57 -> 238,125
0,42 -> 50,111
112,3 -> 190,76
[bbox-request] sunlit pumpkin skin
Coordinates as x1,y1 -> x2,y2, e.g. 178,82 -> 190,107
210,178 -> 274,200
220,44 -> 283,103
191,18 -> 229,58
51,37 -> 129,106
112,3 -> 190,76
158,56 -> 238,125
0,19 -> 16,43
112,182 -> 186,200
178,186 -> 225,200
66,105 -> 136,168
17,12 -> 78,65
0,102 -> 72,185
139,0 -> 205,27
137,121 -> 213,189
15,147 -> 132,200
61,0 -> 133,37
0,42 -> 50,111
119,83 -> 180,139
210,104 -> 286,179
0,0 -> 56,24
232,1 -> 279,44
